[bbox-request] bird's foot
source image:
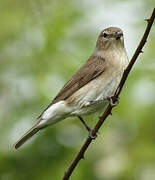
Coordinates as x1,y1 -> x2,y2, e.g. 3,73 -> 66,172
88,129 -> 97,139
78,116 -> 97,139
108,96 -> 119,107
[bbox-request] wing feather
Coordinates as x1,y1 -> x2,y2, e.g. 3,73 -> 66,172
52,56 -> 106,104
38,55 -> 106,117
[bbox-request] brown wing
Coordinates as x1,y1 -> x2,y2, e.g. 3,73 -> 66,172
52,55 -> 106,104
38,55 -> 106,118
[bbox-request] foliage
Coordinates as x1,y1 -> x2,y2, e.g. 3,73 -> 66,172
0,0 -> 154,180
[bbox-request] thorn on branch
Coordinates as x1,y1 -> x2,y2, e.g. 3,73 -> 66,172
145,18 -> 149,22
81,154 -> 85,160
140,50 -> 144,53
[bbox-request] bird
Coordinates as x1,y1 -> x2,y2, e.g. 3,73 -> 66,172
14,27 -> 129,149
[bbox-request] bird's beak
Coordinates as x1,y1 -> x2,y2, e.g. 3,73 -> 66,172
114,32 -> 123,40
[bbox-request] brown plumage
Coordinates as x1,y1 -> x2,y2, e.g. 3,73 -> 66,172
14,122 -> 40,149
14,27 -> 129,149
52,56 -> 106,104
38,55 -> 106,117
14,55 -> 106,149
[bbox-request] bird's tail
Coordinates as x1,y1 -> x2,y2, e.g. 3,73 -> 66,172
14,120 -> 45,149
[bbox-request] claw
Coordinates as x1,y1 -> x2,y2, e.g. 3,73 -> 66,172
108,97 -> 119,107
89,129 -> 97,139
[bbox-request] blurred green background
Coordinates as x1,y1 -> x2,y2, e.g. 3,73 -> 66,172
0,0 -> 154,180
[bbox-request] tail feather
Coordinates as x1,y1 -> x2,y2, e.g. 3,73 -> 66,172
14,122 -> 41,149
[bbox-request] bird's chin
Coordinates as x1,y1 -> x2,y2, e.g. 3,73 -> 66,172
116,37 -> 121,40
118,36 -> 124,41
114,37 -> 124,45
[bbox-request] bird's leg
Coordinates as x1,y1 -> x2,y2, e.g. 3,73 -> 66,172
108,96 -> 120,107
78,116 -> 91,132
78,116 -> 97,139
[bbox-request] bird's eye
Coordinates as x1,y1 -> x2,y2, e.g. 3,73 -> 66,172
103,33 -> 107,38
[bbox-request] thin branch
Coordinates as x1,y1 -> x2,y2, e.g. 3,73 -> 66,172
63,8 -> 155,180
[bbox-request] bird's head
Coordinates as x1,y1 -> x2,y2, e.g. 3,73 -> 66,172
96,27 -> 125,51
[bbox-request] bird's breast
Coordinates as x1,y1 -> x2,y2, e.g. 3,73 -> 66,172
67,50 -> 128,115
67,69 -> 122,115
